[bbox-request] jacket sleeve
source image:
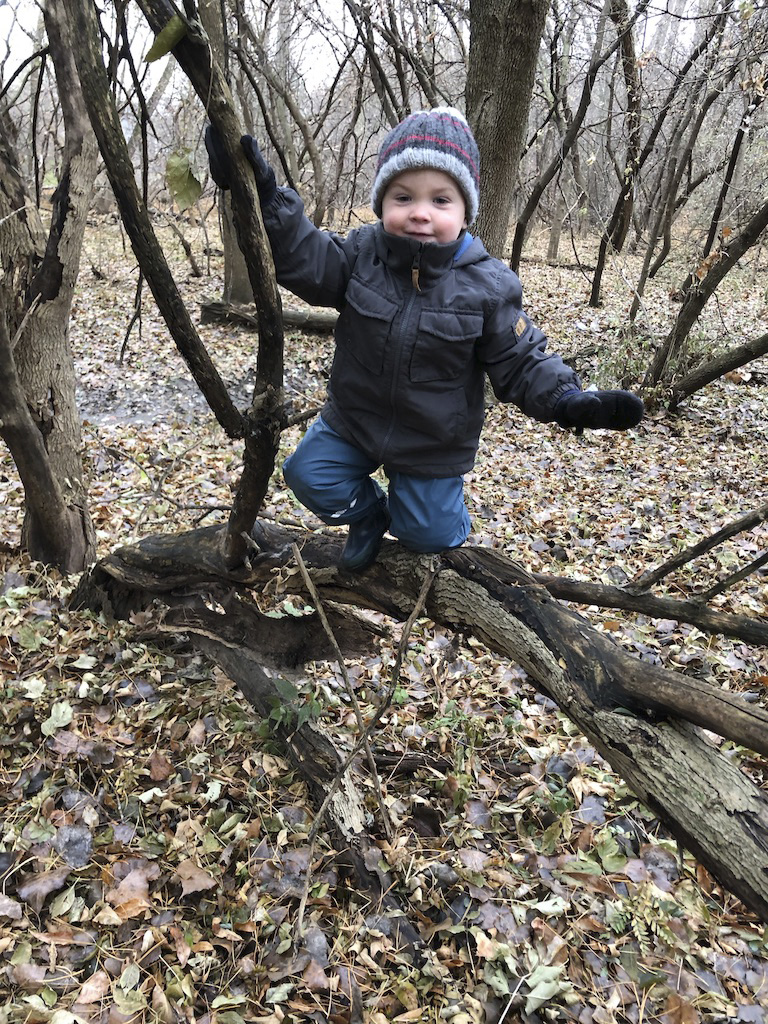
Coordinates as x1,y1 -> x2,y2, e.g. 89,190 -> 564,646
478,264 -> 581,422
260,187 -> 358,310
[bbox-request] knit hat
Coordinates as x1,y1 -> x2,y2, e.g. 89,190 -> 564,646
371,107 -> 480,225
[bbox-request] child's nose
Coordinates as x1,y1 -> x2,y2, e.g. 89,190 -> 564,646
410,202 -> 430,220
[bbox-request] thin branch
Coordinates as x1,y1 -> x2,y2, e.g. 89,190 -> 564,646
629,503 -> 768,593
699,550 -> 768,604
119,272 -> 143,365
0,45 -> 49,106
292,541 -> 393,845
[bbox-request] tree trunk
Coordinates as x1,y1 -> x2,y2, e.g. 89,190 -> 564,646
508,0 -> 642,271
589,0 -> 728,306
237,19 -> 329,226
72,522 -> 768,922
546,185 -> 564,263
0,318 -> 90,572
200,299 -> 337,334
629,64 -> 738,323
675,88 -> 766,303
0,2 -> 97,572
342,0 -> 402,128
466,0 -> 550,258
221,195 -> 254,304
588,0 -> 641,306
64,0 -> 290,571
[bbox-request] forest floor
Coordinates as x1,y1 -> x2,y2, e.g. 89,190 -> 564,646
1,213 -> 767,1024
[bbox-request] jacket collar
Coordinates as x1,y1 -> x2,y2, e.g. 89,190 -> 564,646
374,224 -> 468,288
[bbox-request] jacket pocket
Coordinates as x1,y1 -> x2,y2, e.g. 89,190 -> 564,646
335,277 -> 398,375
398,385 -> 468,446
410,310 -> 483,382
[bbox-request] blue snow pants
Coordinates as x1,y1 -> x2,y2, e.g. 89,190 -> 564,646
283,417 -> 471,553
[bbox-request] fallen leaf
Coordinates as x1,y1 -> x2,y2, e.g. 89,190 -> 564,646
664,992 -> 701,1024
54,824 -> 93,868
105,860 -> 160,915
302,958 -> 330,991
149,749 -> 173,781
41,700 -> 73,736
16,867 -> 72,913
0,894 -> 23,920
76,969 -> 111,1003
11,962 -> 47,991
175,858 -> 217,895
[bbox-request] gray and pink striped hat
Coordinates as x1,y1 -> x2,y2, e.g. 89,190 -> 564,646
370,107 -> 480,225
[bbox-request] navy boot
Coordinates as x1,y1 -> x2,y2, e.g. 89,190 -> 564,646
340,499 -> 391,572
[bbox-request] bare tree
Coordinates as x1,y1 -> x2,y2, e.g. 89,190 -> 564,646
643,197 -> 768,389
0,2 -> 98,572
508,0 -> 651,271
586,0 -> 642,304
675,75 -> 766,302
628,60 -> 738,323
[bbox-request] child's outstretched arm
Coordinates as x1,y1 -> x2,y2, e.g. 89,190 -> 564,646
205,126 -> 355,309
480,265 -> 643,431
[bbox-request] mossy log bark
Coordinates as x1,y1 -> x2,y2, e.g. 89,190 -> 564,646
72,522 -> 768,922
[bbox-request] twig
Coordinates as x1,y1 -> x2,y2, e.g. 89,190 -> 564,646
292,543 -> 393,842
292,549 -> 440,936
119,273 -> 144,365
628,502 -> 768,593
82,428 -> 206,539
698,549 -> 768,604
285,405 -> 323,428
162,211 -> 203,277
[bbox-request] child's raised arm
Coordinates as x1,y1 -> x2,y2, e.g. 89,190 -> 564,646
205,126 -> 354,310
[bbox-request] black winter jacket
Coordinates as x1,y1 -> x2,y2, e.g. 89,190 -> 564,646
262,187 -> 581,477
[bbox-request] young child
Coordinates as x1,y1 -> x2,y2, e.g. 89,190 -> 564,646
206,109 -> 643,571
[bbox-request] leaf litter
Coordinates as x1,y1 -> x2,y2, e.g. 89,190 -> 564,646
0,217 -> 767,1022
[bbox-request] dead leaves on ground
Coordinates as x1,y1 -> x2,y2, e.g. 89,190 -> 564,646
2,568 -> 766,1023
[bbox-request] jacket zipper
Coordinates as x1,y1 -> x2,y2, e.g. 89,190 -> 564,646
411,246 -> 422,291
377,245 -> 423,464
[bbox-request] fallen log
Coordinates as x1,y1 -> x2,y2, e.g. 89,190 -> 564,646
72,521 -> 768,921
200,299 -> 338,334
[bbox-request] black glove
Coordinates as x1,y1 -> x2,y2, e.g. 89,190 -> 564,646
204,124 -> 230,189
554,390 -> 644,432
239,134 -> 277,205
204,125 -> 277,205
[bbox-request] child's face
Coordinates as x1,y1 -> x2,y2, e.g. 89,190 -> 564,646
381,169 -> 467,245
